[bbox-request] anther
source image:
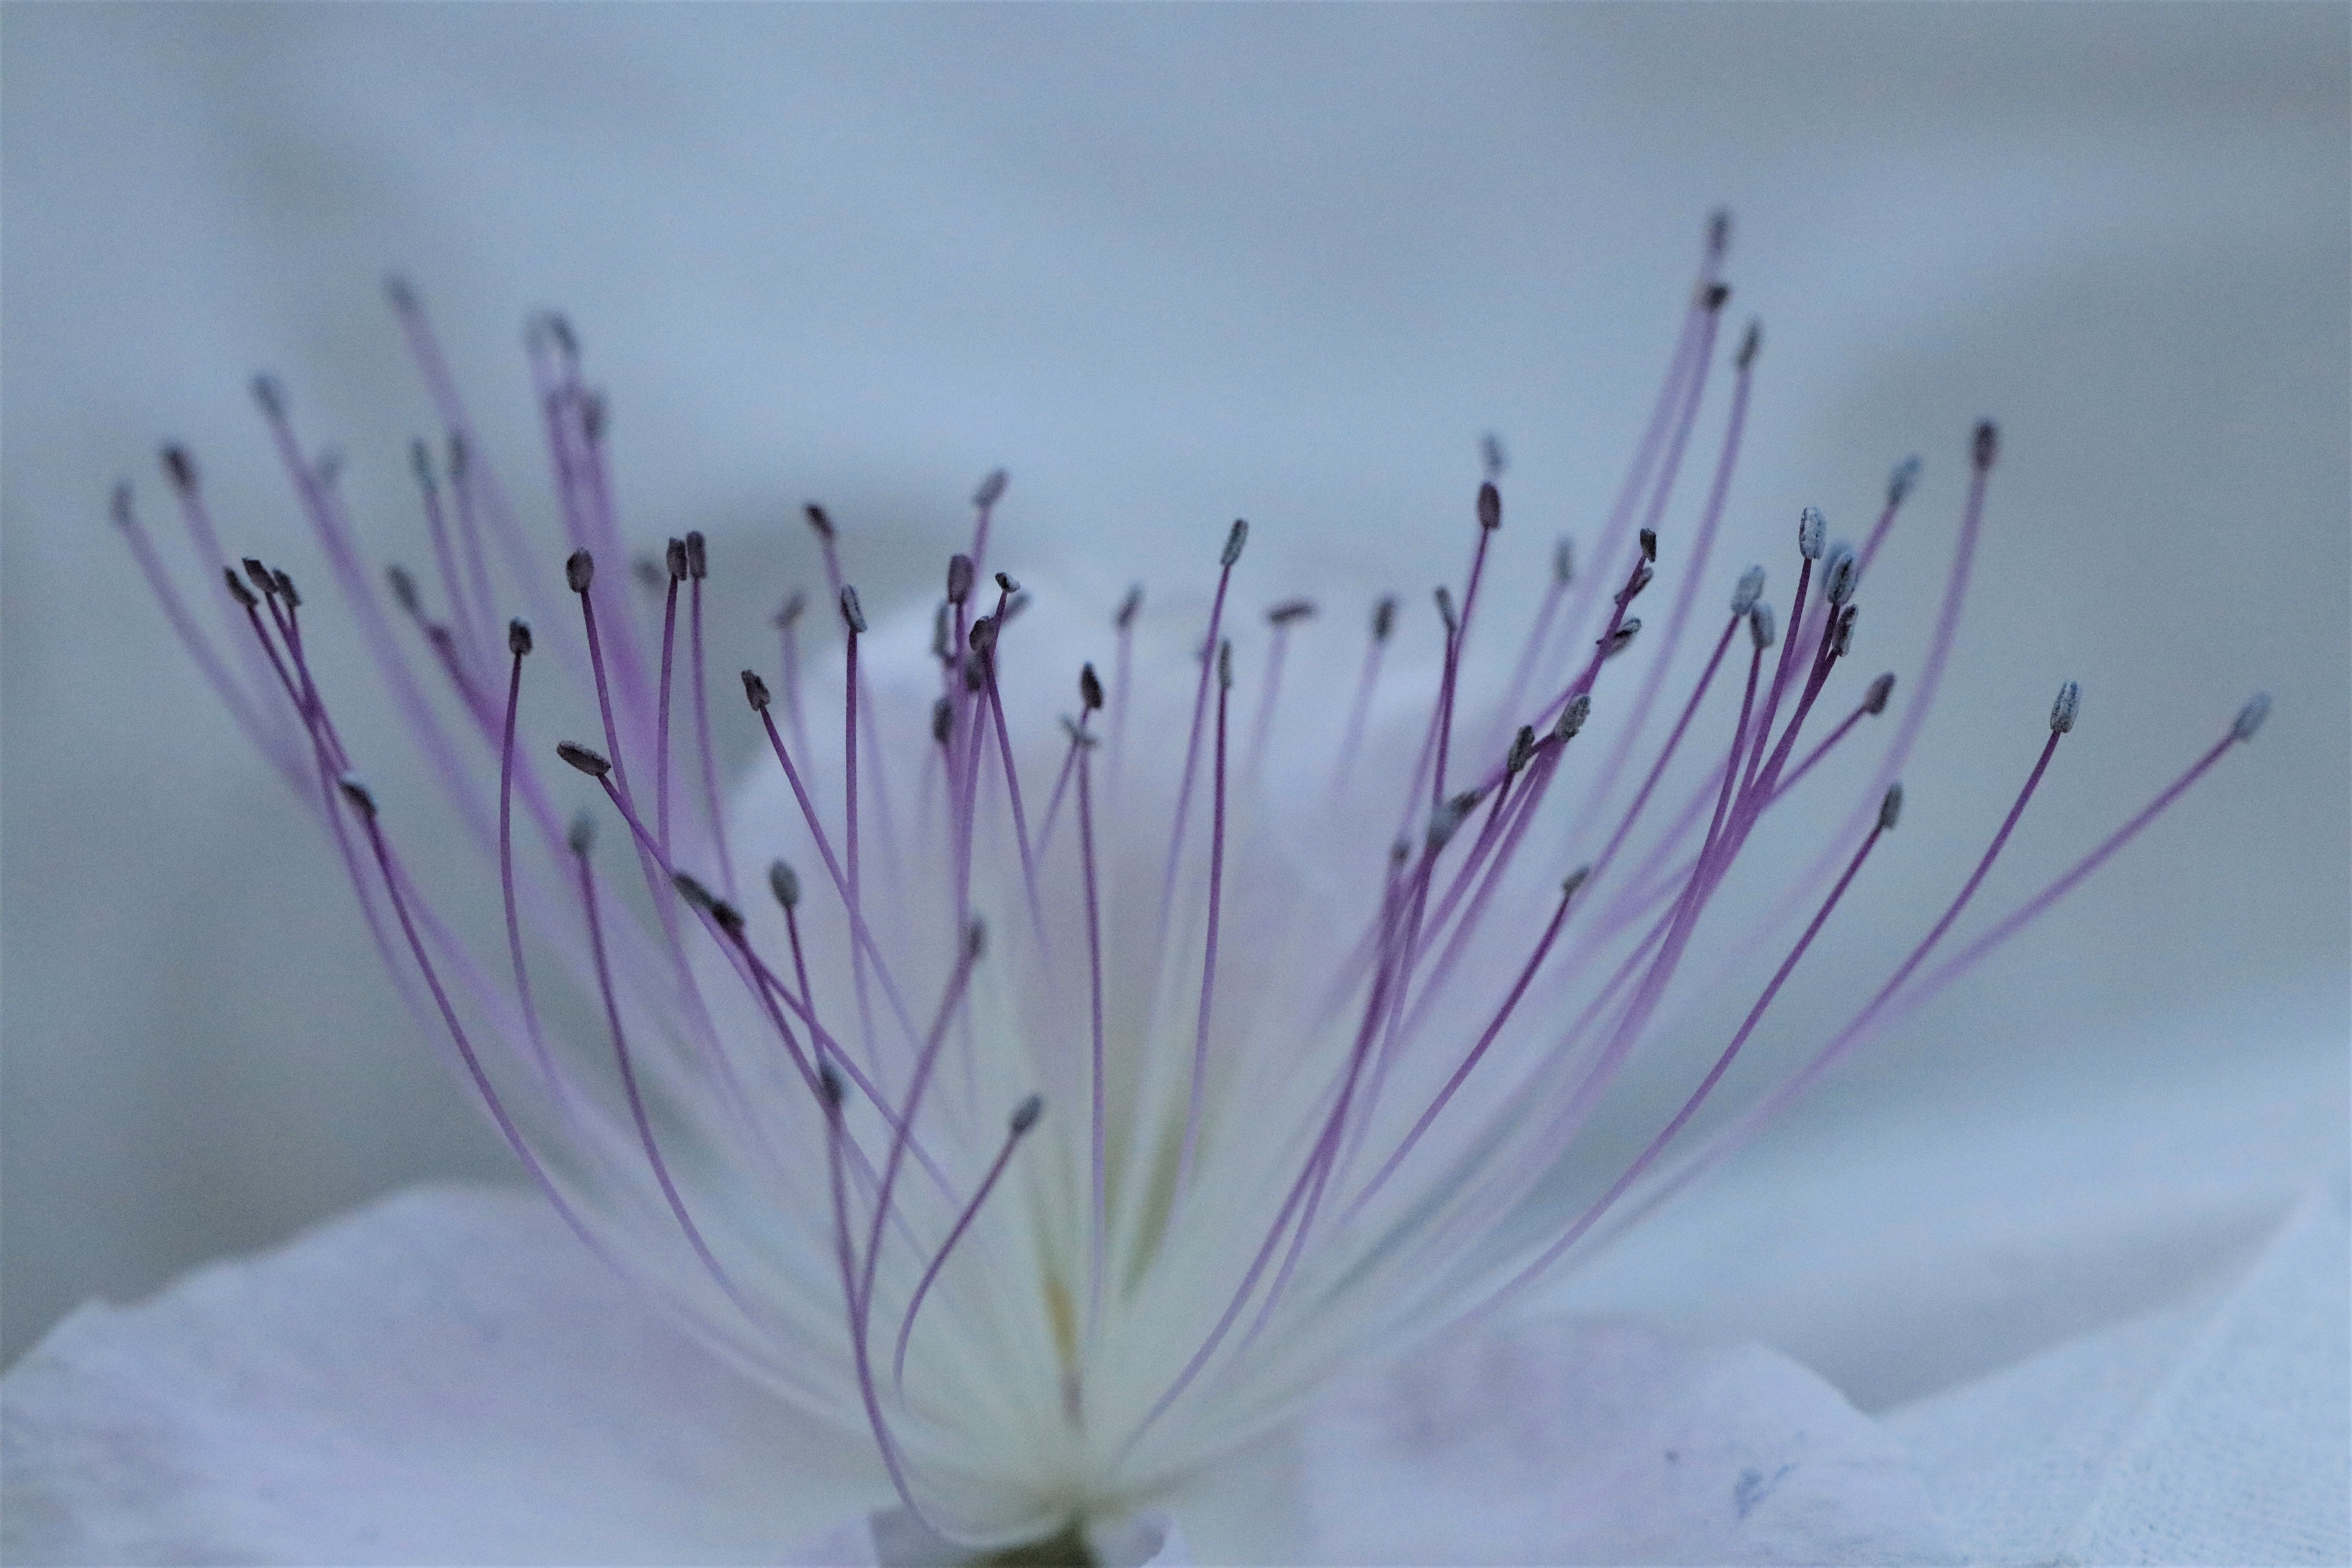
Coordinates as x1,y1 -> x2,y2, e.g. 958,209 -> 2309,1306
1797,507 -> 1826,560
1973,421 -> 2000,472
1732,565 -> 1766,615
1822,540 -> 1858,606
1563,864 -> 1592,900
110,483 -> 133,527
1887,456 -> 1922,507
741,670 -> 772,710
710,900 -> 746,940
673,872 -> 714,912
966,918 -> 987,961
974,469 -> 1009,509
1427,791 -> 1480,851
338,774 -> 378,819
566,549 -> 595,593
1115,584 -> 1143,630
967,616 -> 999,657
633,556 -> 664,592
819,1063 -> 846,1111
1079,664 -> 1104,711
803,503 -> 835,541
383,274 -> 419,314
775,590 -> 806,628
2233,693 -> 2272,741
1217,639 -> 1234,691
1478,481 -> 1502,532
1434,586 -> 1458,639
1372,595 -> 1398,643
665,538 -> 689,581
1863,671 -> 1895,714
1010,1094 -> 1045,1136
1702,282 -> 1731,312
243,558 -> 275,596
1640,527 -> 1658,563
1878,782 -> 1905,831
684,532 -> 708,580
250,376 -> 287,420
931,696 -> 954,744
987,572 -> 1016,600
1553,537 -> 1575,587
1603,618 -> 1642,657
387,564 -> 422,617
273,570 -> 300,609
839,585 -> 866,635
1267,598 -> 1316,626
541,313 -> 579,359
1736,319 -> 1762,370
556,741 -> 613,778
2049,680 -> 2081,735
1506,725 -> 1536,777
947,554 -> 975,606
1707,208 -> 1732,260
1221,519 -> 1249,568
1621,563 -> 1654,603
1481,432 -> 1508,481
161,446 -> 198,494
222,567 -> 258,609
768,860 -> 801,911
1832,603 -> 1858,658
1553,692 -> 1592,742
1749,602 -> 1778,650
567,811 -> 596,855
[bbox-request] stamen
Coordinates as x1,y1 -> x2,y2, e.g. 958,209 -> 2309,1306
655,538 -> 685,853
893,1094 -> 1045,1391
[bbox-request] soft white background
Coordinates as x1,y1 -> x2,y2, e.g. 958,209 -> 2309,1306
3,0 -> 2344,1385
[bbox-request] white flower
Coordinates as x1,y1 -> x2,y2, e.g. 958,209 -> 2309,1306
5,220 -> 2328,1568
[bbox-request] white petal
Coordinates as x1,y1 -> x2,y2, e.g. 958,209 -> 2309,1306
1301,1314 -> 1953,1566
783,1507 -> 1189,1567
0,1184 -> 891,1566
1887,1180 -> 2351,1565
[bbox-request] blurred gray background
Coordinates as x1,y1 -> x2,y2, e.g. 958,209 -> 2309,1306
3,4 -> 2345,1367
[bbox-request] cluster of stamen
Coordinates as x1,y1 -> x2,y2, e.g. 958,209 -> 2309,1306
116,216 -> 2268,1549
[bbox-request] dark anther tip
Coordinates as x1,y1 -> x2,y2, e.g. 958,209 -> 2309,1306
1973,421 -> 2000,471
1639,527 -> 1658,563
555,741 -> 612,778
1433,585 -> 1458,637
273,570 -> 300,609
1220,519 -> 1249,568
931,696 -> 954,744
711,900 -> 746,939
1563,864 -> 1593,900
1507,725 -> 1536,777
2049,679 -> 2081,735
387,564 -> 421,616
1703,282 -> 1732,312
967,615 -> 999,656
974,468 -> 1009,509
2233,692 -> 2272,742
1554,692 -> 1592,742
769,860 -> 801,909
1736,319 -> 1762,370
383,273 -> 419,313
839,585 -> 866,635
243,557 -> 274,594
1878,782 -> 1905,832
566,811 -> 595,855
673,872 -> 713,911
1864,671 -> 1896,715
338,773 -> 378,819
1115,583 -> 1143,630
684,531 -> 707,580
665,538 -> 689,581
1887,456 -> 1922,507
995,571 -> 1020,596
1010,1094 -> 1045,1136
506,619 -> 533,657
1477,481 -> 1502,532
161,446 -> 198,493
1372,595 -> 1398,644
818,1063 -> 847,1109
741,670 -> 772,711
802,503 -> 834,540
222,566 -> 258,608
775,589 -> 806,628
1216,639 -> 1234,691
1553,536 -> 1576,588
109,482 -> 134,527
565,549 -> 595,593
250,375 -> 287,419
947,554 -> 975,605
1797,507 -> 1826,561
1079,664 -> 1104,711
1267,597 -> 1316,626
966,918 -> 987,960
1707,208 -> 1733,259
